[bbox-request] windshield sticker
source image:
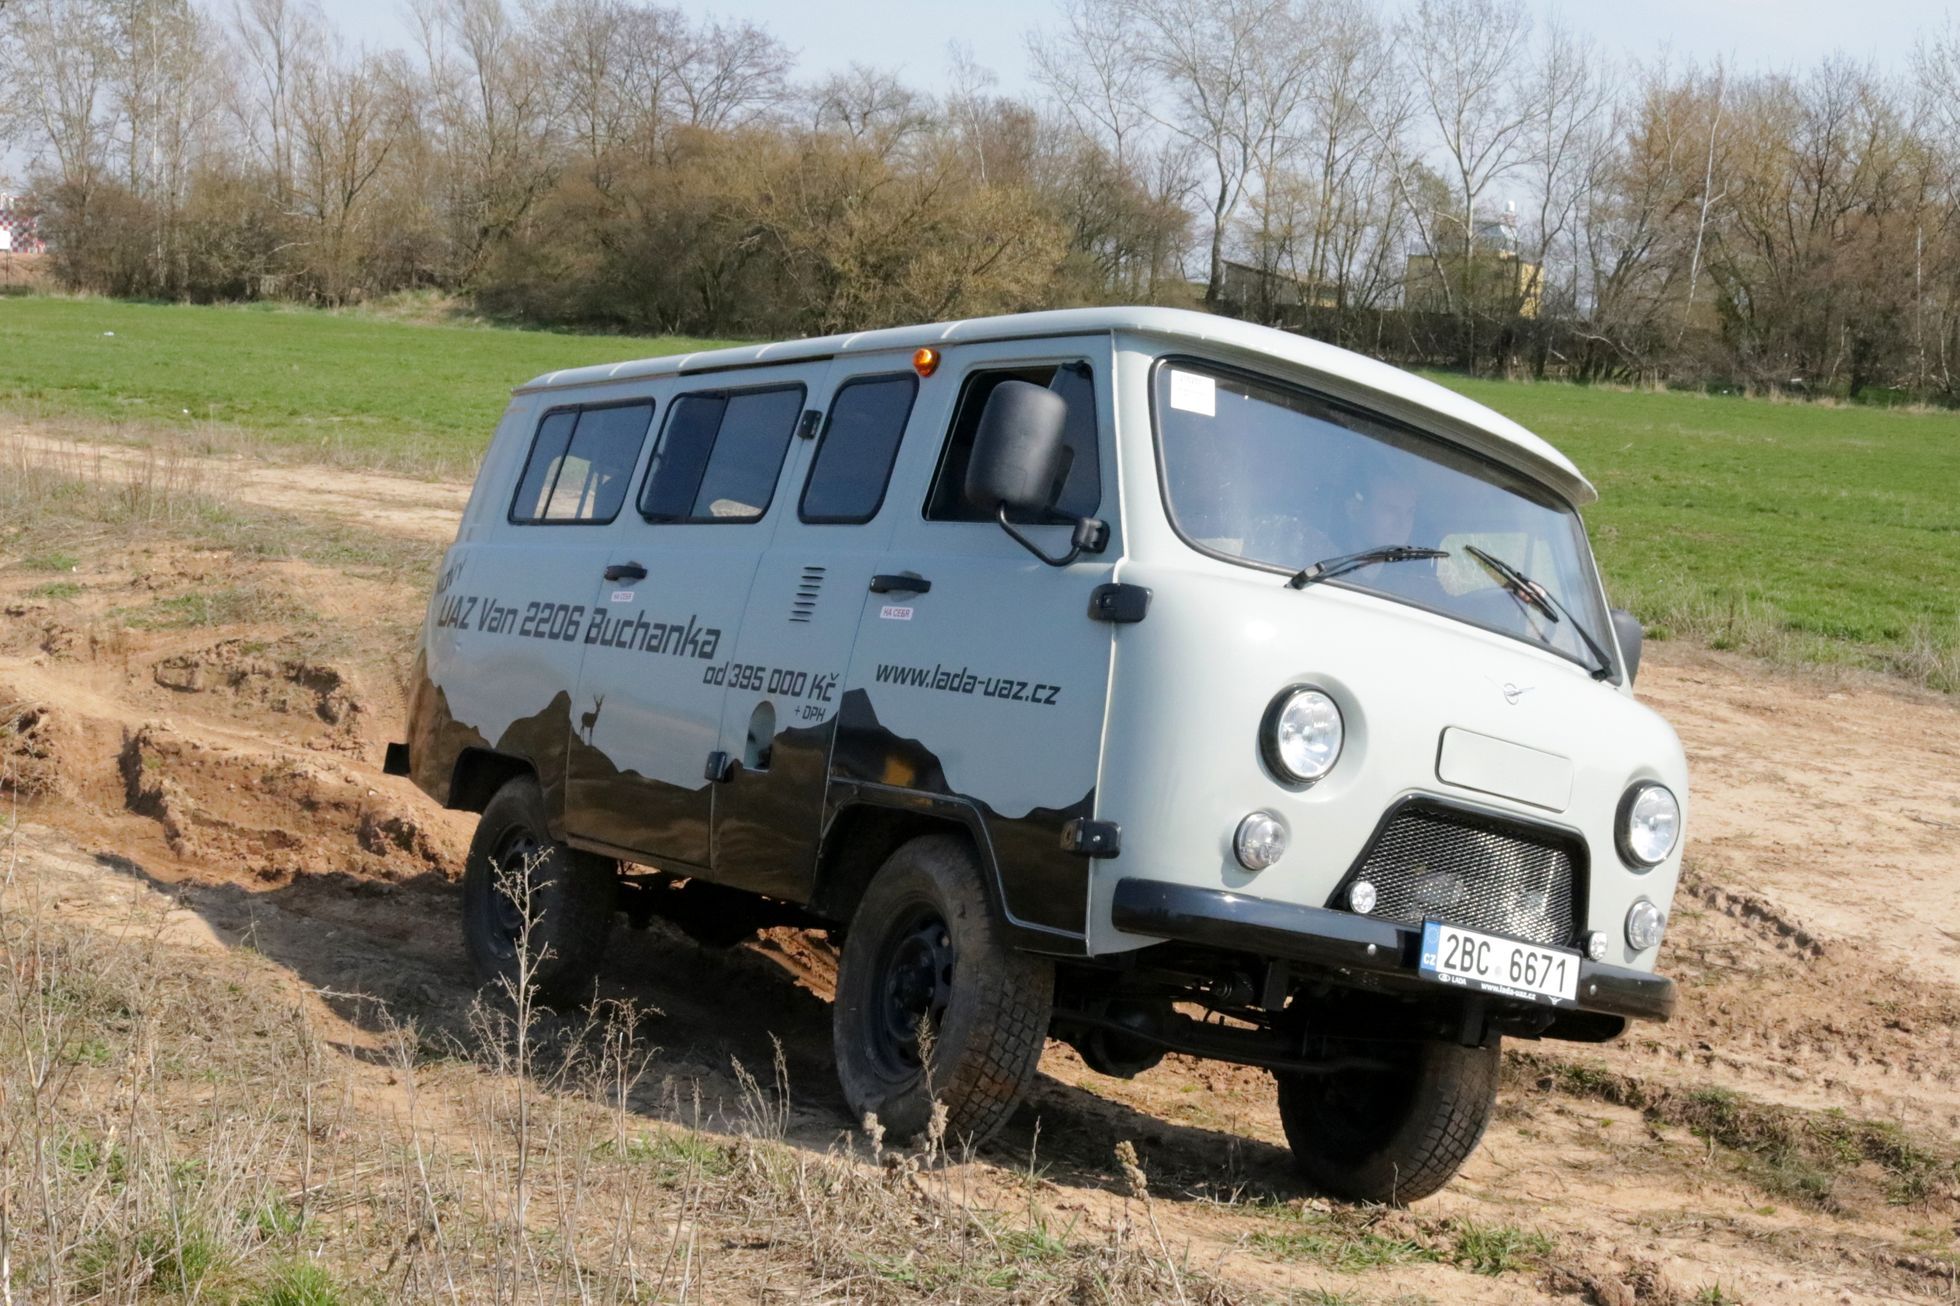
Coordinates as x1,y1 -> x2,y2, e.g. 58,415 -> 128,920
1168,368 -> 1216,416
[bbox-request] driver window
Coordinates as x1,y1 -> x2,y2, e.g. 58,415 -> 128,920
923,361 -> 1100,522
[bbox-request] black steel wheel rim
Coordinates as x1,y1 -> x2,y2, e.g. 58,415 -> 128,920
487,824 -> 545,952
1300,1041 -> 1418,1156
868,902 -> 955,1077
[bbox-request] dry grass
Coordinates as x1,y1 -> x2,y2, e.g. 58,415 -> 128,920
0,821 -> 1228,1303
0,435 -> 441,580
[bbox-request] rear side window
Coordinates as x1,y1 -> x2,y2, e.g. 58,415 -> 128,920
923,361 -> 1100,522
799,373 -> 919,523
640,384 -> 805,523
508,401 -> 654,524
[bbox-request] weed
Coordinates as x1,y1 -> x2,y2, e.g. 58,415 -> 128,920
20,550 -> 78,571
1447,1219 -> 1554,1275
250,1197 -> 306,1241
244,1259 -> 347,1306
26,579 -> 80,599
1249,1214 -> 1437,1272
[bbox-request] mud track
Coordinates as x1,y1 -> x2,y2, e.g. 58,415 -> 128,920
4,430 -> 1957,1303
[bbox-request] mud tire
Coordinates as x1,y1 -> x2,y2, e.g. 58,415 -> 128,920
832,834 -> 1053,1147
462,775 -> 615,1009
1275,1036 -> 1499,1204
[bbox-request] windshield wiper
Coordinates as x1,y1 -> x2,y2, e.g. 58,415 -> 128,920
1288,545 -> 1449,590
1463,544 -> 1615,681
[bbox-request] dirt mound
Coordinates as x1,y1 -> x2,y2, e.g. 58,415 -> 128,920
151,638 -> 365,742
0,698 -> 69,797
116,720 -> 462,883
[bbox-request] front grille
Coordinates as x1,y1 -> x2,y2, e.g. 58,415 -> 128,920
1331,805 -> 1581,947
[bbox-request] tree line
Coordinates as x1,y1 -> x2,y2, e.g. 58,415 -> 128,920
5,0 -> 1960,399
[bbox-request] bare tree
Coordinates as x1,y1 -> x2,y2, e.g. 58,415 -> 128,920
1131,0 -> 1296,304
229,0 -> 323,200
669,16 -> 792,133
809,64 -> 929,156
290,49 -> 411,300
411,0 -> 559,280
1026,0 -> 1152,171
1512,19 -> 1611,367
0,0 -> 120,196
1400,0 -> 1533,329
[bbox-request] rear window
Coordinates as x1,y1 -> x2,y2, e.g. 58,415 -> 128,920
508,401 -> 653,524
924,361 -> 1100,522
799,373 -> 918,523
639,384 -> 805,523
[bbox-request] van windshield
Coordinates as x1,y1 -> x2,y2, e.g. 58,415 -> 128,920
1153,361 -> 1614,674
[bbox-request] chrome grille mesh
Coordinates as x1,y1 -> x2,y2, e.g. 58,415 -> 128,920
1336,807 -> 1579,947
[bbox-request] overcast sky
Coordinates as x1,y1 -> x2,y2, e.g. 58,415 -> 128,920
325,0 -> 1955,88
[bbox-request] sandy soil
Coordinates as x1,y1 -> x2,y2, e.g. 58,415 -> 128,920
3,434 -> 1956,1304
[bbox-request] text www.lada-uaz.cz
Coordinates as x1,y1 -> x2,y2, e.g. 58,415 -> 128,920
874,662 -> 1061,706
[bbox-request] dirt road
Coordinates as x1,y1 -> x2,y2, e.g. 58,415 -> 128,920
4,431 -> 1956,1303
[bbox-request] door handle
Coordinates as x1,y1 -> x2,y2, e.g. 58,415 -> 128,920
604,562 -> 648,583
869,573 -> 931,595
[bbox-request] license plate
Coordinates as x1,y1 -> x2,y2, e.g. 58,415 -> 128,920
1419,921 -> 1579,1006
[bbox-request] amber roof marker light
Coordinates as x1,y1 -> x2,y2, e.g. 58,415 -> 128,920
913,346 -> 940,377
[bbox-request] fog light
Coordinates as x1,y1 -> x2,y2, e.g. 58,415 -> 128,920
1348,880 -> 1377,914
1585,931 -> 1609,961
1625,898 -> 1666,951
1233,812 -> 1287,871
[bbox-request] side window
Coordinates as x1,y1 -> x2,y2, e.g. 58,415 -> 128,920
923,361 -> 1101,523
799,372 -> 919,523
639,384 -> 805,523
508,401 -> 653,525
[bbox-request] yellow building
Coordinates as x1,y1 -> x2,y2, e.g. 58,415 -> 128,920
1402,249 -> 1542,319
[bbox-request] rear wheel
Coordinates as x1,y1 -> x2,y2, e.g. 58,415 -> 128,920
461,775 -> 615,1008
1275,1034 -> 1499,1204
832,834 -> 1053,1146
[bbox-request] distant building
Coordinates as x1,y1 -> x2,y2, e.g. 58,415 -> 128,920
1219,259 -> 1345,314
0,195 -> 45,254
1402,201 -> 1541,318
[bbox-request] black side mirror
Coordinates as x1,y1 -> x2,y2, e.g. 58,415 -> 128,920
965,379 -> 1106,568
1610,608 -> 1643,684
965,380 -> 1069,516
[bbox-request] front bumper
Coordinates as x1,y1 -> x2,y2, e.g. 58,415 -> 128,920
1111,877 -> 1675,1025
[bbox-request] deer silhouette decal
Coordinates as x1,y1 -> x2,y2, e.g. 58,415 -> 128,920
579,694 -> 605,744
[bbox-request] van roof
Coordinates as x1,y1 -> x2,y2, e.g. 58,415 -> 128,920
516,307 -> 1596,505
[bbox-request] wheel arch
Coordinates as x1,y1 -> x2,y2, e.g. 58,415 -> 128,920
449,748 -> 539,815
812,783 -> 1086,955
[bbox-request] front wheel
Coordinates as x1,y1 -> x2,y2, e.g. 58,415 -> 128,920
1276,1035 -> 1499,1204
832,834 -> 1053,1147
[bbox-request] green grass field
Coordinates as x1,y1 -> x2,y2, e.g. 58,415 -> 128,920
0,296 -> 729,471
3,296 -> 1955,688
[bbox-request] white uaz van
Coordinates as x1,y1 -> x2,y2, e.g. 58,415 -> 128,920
388,307 -> 1685,1203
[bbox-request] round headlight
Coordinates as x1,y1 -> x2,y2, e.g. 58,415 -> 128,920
1233,812 -> 1288,870
1262,687 -> 1344,784
1625,898 -> 1666,951
1617,782 -> 1681,867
